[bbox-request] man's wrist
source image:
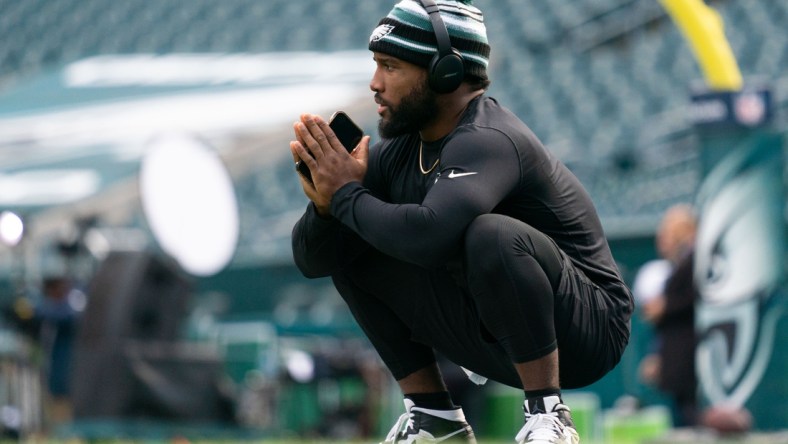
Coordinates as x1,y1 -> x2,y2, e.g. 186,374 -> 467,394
312,202 -> 332,219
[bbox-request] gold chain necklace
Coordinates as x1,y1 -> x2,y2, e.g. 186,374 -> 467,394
418,141 -> 440,175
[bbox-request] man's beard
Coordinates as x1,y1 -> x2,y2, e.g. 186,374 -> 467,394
377,81 -> 439,139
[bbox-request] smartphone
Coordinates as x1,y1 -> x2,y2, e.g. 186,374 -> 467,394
296,111 -> 364,182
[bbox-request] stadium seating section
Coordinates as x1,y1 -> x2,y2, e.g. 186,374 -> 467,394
0,0 -> 785,255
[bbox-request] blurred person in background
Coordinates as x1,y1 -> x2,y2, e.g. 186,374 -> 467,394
635,204 -> 699,427
290,1 -> 633,442
634,204 -> 695,384
4,276 -> 82,429
35,276 -> 80,426
653,205 -> 699,427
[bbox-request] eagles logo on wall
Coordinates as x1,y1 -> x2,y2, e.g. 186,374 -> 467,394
693,134 -> 786,410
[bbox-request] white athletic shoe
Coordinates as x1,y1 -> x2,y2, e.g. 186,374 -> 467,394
381,399 -> 477,443
515,395 -> 580,444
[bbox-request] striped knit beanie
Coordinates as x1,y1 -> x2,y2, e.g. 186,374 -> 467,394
368,0 -> 490,81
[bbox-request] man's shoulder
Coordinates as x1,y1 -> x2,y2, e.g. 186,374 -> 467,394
456,96 -> 541,150
464,95 -> 530,132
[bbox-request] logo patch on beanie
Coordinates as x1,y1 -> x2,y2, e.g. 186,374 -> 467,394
370,24 -> 395,43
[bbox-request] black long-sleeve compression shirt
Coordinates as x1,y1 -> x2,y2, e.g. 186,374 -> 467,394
292,96 -> 629,306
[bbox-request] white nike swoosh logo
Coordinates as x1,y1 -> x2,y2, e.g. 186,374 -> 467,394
447,170 -> 478,179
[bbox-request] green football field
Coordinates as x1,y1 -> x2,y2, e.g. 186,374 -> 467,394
23,438 -> 788,444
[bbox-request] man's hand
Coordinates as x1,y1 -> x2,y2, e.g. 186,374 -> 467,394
641,296 -> 666,323
290,114 -> 370,216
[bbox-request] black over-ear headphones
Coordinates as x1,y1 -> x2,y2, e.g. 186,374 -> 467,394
419,0 -> 465,93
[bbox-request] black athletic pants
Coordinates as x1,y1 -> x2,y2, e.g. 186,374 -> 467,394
332,214 -> 627,389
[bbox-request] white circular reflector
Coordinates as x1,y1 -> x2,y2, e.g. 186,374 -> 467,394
0,211 -> 24,247
140,134 -> 239,276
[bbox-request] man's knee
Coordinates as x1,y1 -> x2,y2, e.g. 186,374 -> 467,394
466,212 -> 501,238
464,214 -> 508,270
464,214 -> 561,286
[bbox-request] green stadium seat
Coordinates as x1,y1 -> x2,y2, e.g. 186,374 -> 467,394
0,0 -> 784,239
